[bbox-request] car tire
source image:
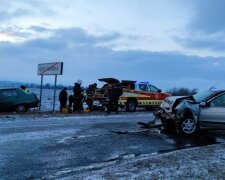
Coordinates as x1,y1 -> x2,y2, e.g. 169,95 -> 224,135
179,117 -> 198,135
16,104 -> 26,113
126,99 -> 137,112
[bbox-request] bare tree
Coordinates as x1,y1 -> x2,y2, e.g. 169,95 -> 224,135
167,87 -> 198,96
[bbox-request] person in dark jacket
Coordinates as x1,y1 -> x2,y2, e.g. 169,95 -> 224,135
73,80 -> 84,112
86,83 -> 97,110
68,94 -> 74,108
86,83 -> 97,95
59,87 -> 68,111
107,83 -> 123,114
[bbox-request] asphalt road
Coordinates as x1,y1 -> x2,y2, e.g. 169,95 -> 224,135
0,111 -> 225,179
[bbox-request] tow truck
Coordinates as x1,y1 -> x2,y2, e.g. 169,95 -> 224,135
92,78 -> 171,112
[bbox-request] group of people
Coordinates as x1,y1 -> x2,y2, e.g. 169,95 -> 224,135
59,79 -> 123,113
59,79 -> 85,113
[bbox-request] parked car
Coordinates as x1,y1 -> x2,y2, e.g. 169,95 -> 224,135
92,78 -> 171,112
156,90 -> 225,135
0,87 -> 39,112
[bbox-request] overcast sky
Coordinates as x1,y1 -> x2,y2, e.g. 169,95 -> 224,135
1,0 -> 225,90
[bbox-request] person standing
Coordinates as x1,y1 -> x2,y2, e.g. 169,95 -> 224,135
86,83 -> 97,110
73,79 -> 84,112
20,85 -> 30,93
59,87 -> 68,112
68,94 -> 74,109
86,83 -> 97,95
107,83 -> 123,114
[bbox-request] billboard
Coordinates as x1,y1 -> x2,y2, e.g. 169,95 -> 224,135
37,62 -> 63,75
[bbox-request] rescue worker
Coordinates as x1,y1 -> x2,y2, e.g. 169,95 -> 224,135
59,87 -> 68,112
86,83 -> 97,95
107,83 -> 123,114
68,94 -> 74,109
20,85 -> 30,93
86,83 -> 97,110
73,79 -> 84,112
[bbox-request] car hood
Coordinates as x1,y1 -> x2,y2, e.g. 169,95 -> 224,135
172,96 -> 195,109
174,99 -> 199,116
160,96 -> 185,113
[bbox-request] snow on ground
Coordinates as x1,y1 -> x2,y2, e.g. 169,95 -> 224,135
52,143 -> 225,179
30,88 -> 73,111
1,88 -> 225,179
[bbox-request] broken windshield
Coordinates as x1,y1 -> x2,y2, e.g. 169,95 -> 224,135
193,90 -> 215,103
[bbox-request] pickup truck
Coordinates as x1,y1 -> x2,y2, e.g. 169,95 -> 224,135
92,78 -> 171,112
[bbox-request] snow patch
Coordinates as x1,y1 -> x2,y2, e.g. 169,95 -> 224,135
0,129 -> 77,143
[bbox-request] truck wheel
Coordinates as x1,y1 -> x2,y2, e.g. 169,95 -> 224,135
126,100 -> 137,112
16,104 -> 26,113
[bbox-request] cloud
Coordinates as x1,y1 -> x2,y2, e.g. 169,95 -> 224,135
173,32 -> 225,51
189,0 -> 225,34
0,0 -> 55,22
1,26 -> 225,90
0,7 -> 30,21
174,0 -> 225,52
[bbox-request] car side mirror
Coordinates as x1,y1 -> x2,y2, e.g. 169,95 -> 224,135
158,89 -> 162,93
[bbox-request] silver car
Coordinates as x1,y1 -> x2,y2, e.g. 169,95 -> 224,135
156,90 -> 225,135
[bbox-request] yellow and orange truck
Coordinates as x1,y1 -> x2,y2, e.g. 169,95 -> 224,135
92,78 -> 171,112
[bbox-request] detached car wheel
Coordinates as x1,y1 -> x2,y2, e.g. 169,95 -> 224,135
16,104 -> 26,113
126,100 -> 137,112
179,118 -> 198,135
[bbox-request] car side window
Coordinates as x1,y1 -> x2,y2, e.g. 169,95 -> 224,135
1,89 -> 18,97
211,94 -> 225,107
148,85 -> 158,93
139,84 -> 148,91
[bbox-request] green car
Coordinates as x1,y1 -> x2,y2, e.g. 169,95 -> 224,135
0,87 -> 39,112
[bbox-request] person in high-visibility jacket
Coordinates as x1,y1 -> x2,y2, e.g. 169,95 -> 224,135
20,85 -> 30,93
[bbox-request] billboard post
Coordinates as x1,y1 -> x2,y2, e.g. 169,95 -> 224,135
37,62 -> 63,112
53,75 -> 57,112
39,75 -> 43,110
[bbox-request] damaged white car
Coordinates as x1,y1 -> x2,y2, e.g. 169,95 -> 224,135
156,90 -> 225,135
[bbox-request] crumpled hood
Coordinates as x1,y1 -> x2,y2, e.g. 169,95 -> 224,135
173,97 -> 199,115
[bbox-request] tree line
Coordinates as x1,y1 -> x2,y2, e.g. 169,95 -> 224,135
167,87 -> 198,96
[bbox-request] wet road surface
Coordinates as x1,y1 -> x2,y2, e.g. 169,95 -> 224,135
0,111 -> 224,179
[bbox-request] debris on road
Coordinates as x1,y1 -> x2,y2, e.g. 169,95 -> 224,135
107,128 -> 149,135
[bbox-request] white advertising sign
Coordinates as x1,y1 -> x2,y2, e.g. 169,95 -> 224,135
37,62 -> 63,75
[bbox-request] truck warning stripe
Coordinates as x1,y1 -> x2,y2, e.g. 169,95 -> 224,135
118,101 -> 162,105
138,101 -> 162,105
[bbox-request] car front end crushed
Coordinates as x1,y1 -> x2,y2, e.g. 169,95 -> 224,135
155,96 -> 200,134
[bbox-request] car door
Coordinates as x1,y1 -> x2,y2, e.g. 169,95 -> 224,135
148,85 -> 160,99
1,89 -> 18,111
199,93 -> 225,129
